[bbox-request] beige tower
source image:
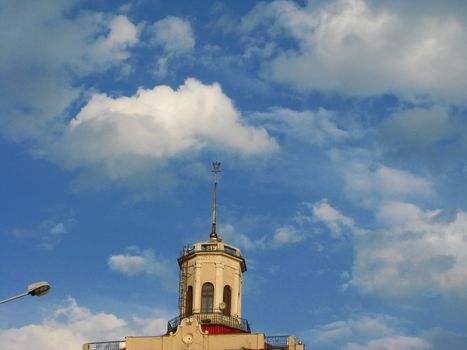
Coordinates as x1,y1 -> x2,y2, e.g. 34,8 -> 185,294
173,161 -> 249,334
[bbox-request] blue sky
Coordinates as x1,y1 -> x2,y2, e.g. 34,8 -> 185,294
1,0 -> 467,349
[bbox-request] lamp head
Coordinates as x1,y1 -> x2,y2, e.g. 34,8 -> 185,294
27,281 -> 51,297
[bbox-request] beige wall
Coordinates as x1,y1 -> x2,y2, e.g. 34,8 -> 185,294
181,242 -> 244,318
125,317 -> 264,350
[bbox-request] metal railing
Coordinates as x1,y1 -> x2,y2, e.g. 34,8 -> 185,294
181,244 -> 240,258
88,341 -> 123,350
265,336 -> 289,349
167,313 -> 251,333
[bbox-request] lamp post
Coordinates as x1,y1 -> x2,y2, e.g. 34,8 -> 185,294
0,281 -> 51,305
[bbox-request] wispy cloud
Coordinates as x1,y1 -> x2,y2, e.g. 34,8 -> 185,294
148,16 -> 195,76
9,210 -> 74,250
0,1 -> 139,143
108,246 -> 177,291
309,198 -> 354,238
330,149 -> 433,206
221,223 -> 308,251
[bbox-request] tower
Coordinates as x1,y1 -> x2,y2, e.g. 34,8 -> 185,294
173,162 -> 249,334
84,162 -> 304,350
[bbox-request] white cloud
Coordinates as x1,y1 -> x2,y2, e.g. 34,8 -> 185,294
272,226 -> 307,245
352,203 -> 467,299
45,78 -> 276,189
92,15 -> 139,63
0,298 -> 166,350
308,196 -> 467,300
150,16 -> 195,55
331,152 -> 433,205
310,198 -> 354,237
149,16 -> 195,76
108,246 -> 177,290
348,163 -> 432,197
241,0 -> 467,102
305,314 -> 429,350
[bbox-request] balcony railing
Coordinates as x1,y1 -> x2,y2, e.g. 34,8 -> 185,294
181,244 -> 240,258
88,341 -> 123,350
265,336 -> 289,349
168,313 -> 251,333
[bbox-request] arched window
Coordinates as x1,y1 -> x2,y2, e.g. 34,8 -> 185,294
185,286 -> 193,317
201,283 -> 214,313
223,285 -> 232,316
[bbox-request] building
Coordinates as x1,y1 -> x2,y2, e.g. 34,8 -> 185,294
83,162 -> 305,350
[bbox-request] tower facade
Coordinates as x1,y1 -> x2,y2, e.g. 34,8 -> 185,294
177,239 -> 247,328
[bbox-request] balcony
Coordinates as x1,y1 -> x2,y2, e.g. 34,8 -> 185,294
265,336 -> 289,349
87,341 -> 123,350
168,313 -> 251,333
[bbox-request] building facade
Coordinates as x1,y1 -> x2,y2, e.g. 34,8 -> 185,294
83,163 -> 305,350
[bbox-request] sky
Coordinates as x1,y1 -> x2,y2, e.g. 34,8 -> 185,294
1,0 -> 467,349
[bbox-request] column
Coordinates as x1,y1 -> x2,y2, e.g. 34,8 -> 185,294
214,263 -> 224,313
232,267 -> 240,318
192,262 -> 202,313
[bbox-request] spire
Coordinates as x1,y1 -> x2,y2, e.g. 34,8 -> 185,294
210,161 -> 221,240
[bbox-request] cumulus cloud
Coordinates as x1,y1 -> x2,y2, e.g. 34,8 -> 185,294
42,78 -> 276,192
305,314 -> 429,350
241,0 -> 467,101
0,298 -> 166,350
108,246 -> 177,290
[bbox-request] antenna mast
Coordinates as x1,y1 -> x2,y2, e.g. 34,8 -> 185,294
210,161 -> 221,240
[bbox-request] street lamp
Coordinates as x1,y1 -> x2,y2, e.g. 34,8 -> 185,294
0,281 -> 51,305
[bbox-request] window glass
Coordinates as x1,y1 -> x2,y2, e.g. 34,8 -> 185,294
185,286 -> 193,316
201,283 -> 214,313
223,285 -> 232,316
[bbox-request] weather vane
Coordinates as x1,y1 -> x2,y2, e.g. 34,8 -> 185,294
210,161 -> 221,240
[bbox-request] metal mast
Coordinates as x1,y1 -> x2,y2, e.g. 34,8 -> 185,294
210,161 -> 221,240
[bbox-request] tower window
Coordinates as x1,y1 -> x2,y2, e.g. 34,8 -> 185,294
185,286 -> 193,317
201,283 -> 214,313
223,285 -> 232,316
